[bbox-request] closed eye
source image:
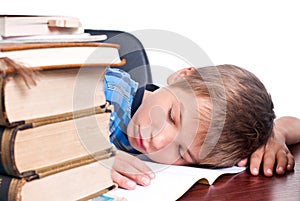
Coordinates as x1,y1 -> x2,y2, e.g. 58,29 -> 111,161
178,145 -> 184,160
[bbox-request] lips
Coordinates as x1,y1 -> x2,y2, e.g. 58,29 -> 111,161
135,126 -> 146,152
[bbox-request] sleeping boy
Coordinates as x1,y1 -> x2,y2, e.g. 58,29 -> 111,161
105,64 -> 300,189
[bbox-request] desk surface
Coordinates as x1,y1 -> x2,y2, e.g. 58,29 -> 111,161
178,143 -> 300,201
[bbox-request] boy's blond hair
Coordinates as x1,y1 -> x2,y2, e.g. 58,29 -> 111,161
173,64 -> 275,167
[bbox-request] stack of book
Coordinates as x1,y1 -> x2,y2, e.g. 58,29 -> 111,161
0,15 -> 123,201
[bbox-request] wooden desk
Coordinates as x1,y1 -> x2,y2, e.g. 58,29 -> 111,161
178,144 -> 300,201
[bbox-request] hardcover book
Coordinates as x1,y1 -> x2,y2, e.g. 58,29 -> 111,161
0,66 -> 108,126
0,159 -> 116,201
0,15 -> 84,37
0,111 -> 114,180
0,42 -> 125,70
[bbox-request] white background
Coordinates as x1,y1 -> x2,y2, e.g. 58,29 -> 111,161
2,0 -> 300,117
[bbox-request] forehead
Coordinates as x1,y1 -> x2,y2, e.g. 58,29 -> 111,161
166,85 -> 201,115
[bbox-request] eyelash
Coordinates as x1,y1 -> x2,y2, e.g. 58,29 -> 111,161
178,146 -> 184,159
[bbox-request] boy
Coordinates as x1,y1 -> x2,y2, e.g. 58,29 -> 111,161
105,64 -> 300,190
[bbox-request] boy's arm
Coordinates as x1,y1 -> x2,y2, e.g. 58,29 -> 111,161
112,150 -> 155,190
238,116 -> 300,176
275,116 -> 300,145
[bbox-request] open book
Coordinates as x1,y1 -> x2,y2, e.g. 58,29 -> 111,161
105,161 -> 246,201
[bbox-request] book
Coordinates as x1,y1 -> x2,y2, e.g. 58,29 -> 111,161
0,33 -> 108,44
0,42 -> 126,70
0,111 -> 114,180
0,15 -> 84,37
0,65 -> 110,126
0,159 -> 116,201
106,161 -> 246,201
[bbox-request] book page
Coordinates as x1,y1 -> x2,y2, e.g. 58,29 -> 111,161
106,161 -> 245,201
0,33 -> 107,43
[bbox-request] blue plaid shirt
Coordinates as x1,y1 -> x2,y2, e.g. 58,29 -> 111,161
104,68 -> 139,153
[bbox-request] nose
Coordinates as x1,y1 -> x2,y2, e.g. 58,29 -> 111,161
141,105 -> 176,152
150,129 -> 174,151
149,118 -> 176,152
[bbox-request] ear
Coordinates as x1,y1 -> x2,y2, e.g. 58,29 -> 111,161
167,67 -> 196,85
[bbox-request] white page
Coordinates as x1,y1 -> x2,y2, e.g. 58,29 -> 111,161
105,161 -> 246,201
0,33 -> 107,43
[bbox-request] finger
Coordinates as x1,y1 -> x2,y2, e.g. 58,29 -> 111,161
286,152 -> 295,171
113,155 -> 153,186
237,158 -> 248,167
112,169 -> 137,190
127,157 -> 155,179
262,149 -> 276,177
275,149 -> 288,175
249,146 -> 265,176
116,152 -> 155,179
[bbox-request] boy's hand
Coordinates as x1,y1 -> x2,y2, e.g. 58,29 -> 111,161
238,128 -> 295,176
112,151 -> 155,190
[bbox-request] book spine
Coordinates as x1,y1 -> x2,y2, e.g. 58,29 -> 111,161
0,127 -> 22,178
0,174 -> 24,201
